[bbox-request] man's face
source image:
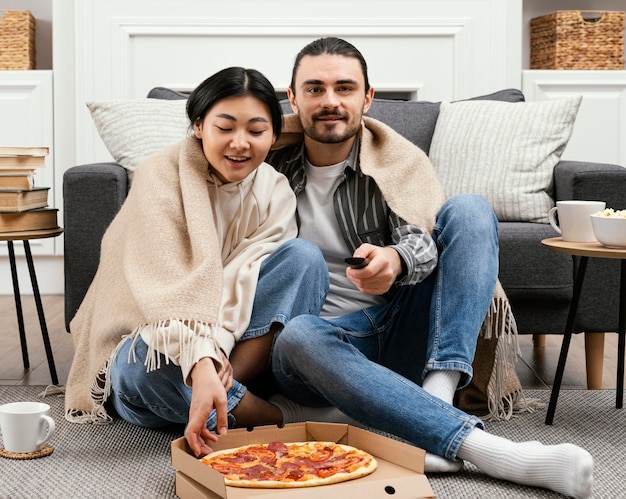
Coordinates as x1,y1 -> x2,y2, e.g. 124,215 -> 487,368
288,54 -> 373,145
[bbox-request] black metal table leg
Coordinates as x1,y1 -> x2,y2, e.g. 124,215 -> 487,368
546,256 -> 589,425
23,240 -> 58,385
7,241 -> 29,369
617,259 -> 626,409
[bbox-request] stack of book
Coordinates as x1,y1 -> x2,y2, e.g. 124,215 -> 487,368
0,146 -> 59,234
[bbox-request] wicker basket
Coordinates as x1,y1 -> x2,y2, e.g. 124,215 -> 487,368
0,10 -> 36,70
530,10 -> 625,70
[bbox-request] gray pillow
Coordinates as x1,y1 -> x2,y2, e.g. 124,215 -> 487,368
147,87 -> 189,100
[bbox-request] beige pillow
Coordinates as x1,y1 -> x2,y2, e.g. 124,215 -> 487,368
429,96 -> 582,223
87,99 -> 190,178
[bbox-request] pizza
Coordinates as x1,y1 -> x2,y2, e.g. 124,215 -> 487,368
199,440 -> 378,488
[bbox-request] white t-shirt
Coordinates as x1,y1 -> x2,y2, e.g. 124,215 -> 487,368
298,159 -> 385,319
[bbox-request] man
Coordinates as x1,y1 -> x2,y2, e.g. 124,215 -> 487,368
267,37 -> 593,498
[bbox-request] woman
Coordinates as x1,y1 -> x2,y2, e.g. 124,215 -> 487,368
64,67 -> 328,457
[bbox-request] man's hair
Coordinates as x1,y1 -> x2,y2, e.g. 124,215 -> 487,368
289,37 -> 370,94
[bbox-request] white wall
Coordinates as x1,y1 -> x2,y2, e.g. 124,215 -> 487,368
66,0 -> 522,169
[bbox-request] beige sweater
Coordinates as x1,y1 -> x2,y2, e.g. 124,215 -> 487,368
65,135 -> 297,421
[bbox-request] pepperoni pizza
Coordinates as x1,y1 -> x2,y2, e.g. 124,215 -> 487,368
199,440 -> 378,488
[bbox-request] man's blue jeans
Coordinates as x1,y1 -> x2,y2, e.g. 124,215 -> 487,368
109,238 -> 329,430
272,195 -> 497,460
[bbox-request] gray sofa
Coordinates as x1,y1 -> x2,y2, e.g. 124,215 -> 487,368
63,88 -> 626,381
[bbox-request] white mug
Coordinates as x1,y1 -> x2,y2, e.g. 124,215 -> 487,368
0,401 -> 56,453
548,200 -> 606,242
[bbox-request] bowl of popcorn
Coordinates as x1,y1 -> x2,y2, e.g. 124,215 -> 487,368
591,208 -> 626,248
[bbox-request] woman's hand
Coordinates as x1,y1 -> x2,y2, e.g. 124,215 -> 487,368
217,349 -> 234,391
184,357 -> 229,457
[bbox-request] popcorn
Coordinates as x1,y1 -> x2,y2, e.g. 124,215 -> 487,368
593,208 -> 626,218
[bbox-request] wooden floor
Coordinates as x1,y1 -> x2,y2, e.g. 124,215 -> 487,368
0,294 -> 620,390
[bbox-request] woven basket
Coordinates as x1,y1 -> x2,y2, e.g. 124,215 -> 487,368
0,10 -> 36,70
530,10 -> 625,70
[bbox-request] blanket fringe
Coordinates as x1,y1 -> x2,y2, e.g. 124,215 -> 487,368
38,385 -> 66,397
481,294 -> 544,421
66,319 -> 219,425
65,408 -> 112,425
140,319 -> 220,373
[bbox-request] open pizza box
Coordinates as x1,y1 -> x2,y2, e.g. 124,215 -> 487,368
171,421 -> 436,498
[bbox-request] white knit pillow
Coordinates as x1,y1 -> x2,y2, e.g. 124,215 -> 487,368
429,96 -> 582,223
87,99 -> 190,176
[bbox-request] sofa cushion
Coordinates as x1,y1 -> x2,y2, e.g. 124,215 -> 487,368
429,96 -> 581,223
87,99 -> 190,178
497,221 -> 572,302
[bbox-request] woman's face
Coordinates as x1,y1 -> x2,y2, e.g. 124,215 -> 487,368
194,95 -> 276,183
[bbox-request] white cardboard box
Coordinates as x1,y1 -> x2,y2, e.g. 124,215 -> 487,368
171,422 -> 436,498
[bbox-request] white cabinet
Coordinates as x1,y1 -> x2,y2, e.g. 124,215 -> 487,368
521,0 -> 626,167
0,70 -> 62,294
523,70 -> 626,165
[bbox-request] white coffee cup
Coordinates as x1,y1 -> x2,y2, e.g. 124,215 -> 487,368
0,401 -> 56,453
548,200 -> 606,242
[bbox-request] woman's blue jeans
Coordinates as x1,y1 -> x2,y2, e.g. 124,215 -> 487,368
109,238 -> 329,430
272,195 -> 497,460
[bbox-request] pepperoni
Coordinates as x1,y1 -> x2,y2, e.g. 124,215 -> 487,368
241,446 -> 277,464
222,454 -> 256,464
267,441 -> 288,456
280,461 -> 301,471
285,469 -> 304,481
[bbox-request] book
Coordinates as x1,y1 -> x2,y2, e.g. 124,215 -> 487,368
0,155 -> 46,168
0,146 -> 49,169
0,188 -> 49,212
0,208 -> 58,233
0,174 -> 36,190
0,168 -> 39,175
0,146 -> 49,156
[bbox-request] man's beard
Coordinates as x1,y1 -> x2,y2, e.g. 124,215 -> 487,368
301,111 -> 361,144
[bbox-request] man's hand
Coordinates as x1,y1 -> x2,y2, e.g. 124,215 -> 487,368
185,357 -> 229,457
346,244 -> 403,295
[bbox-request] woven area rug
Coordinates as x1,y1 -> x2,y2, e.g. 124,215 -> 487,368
0,387 -> 623,498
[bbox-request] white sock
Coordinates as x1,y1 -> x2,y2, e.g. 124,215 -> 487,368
421,370 -> 461,406
457,428 -> 593,499
424,453 -> 464,473
269,394 -> 364,427
271,395 -> 463,474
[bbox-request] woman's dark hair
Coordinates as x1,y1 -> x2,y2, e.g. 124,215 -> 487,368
186,67 -> 282,138
289,37 -> 370,95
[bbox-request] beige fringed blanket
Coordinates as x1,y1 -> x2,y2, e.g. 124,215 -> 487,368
64,135 -> 297,422
277,114 -> 535,420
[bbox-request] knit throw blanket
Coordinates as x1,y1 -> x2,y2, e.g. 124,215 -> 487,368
65,136 -> 225,421
277,114 -> 535,420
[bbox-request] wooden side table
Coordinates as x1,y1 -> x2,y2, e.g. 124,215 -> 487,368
541,237 -> 626,424
1,228 -> 63,385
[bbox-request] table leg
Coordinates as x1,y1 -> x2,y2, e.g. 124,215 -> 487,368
7,241 -> 29,369
617,259 -> 626,409
23,241 -> 58,385
546,256 -> 588,425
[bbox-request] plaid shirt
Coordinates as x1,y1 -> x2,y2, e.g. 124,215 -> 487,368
266,139 -> 437,285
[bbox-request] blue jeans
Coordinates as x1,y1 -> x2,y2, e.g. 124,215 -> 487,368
272,195 -> 497,460
109,238 -> 329,430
